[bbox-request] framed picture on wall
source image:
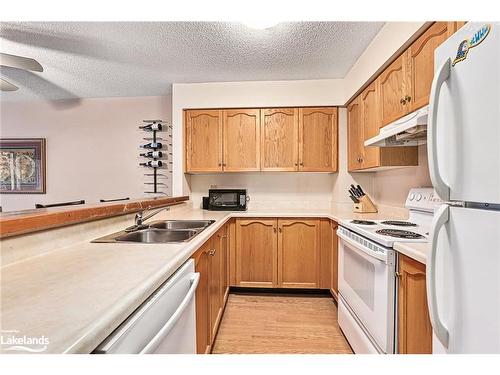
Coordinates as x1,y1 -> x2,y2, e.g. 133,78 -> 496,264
0,138 -> 46,194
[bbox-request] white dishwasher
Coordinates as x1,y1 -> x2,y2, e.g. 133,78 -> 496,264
94,259 -> 199,354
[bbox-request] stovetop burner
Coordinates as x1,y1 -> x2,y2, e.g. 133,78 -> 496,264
381,220 -> 417,227
351,220 -> 376,225
375,229 -> 425,239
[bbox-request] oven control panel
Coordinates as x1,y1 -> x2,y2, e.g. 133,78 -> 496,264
405,188 -> 443,211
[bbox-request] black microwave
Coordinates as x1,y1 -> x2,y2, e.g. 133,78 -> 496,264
207,189 -> 248,211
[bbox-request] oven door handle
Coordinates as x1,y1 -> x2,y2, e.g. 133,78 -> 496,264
337,231 -> 388,263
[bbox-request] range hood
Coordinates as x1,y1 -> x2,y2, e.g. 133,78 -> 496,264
365,105 -> 428,147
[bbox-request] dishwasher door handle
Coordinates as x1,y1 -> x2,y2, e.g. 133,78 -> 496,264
140,272 -> 200,354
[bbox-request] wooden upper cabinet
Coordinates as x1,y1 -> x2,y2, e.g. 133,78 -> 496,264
222,109 -> 260,171
379,53 -> 410,126
360,81 -> 381,169
277,219 -> 320,289
447,21 -> 467,38
347,97 -> 363,171
398,254 -> 433,354
185,109 -> 222,172
298,107 -> 338,172
409,22 -> 449,111
260,108 -> 299,171
235,218 -> 278,288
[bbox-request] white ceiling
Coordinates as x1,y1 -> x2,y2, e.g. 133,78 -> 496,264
0,22 -> 384,101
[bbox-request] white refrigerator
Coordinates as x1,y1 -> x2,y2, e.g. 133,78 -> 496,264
427,22 -> 500,353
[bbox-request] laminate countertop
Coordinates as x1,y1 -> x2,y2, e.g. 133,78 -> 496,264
1,204 -> 421,354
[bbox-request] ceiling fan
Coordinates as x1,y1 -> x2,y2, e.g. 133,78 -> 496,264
0,52 -> 43,91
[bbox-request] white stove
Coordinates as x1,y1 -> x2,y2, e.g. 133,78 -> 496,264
337,188 -> 442,354
339,188 -> 442,248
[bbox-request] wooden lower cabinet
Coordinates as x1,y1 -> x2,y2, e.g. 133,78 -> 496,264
192,224 -> 229,354
192,240 -> 211,354
278,219 -> 320,288
319,219 -> 332,289
234,217 -> 333,290
330,221 -> 339,300
235,218 -> 278,287
397,254 -> 432,354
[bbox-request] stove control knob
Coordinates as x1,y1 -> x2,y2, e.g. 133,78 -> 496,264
409,193 -> 415,201
416,193 -> 422,201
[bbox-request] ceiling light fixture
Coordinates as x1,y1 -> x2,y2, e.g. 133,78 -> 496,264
241,20 -> 281,30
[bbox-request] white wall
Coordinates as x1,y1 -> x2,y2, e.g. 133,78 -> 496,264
0,96 -> 171,211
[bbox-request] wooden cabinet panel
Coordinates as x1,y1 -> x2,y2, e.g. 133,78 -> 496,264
379,53 -> 409,126
347,97 -> 363,171
278,219 -> 320,288
409,22 -> 449,111
398,254 -> 432,354
360,81 -> 381,169
447,21 -> 466,38
228,219 -> 237,287
192,241 -> 211,354
209,233 -> 223,340
260,108 -> 299,171
235,218 -> 278,287
222,109 -> 260,171
216,225 -> 229,303
319,218 -> 332,289
298,107 -> 338,172
330,221 -> 339,300
185,109 -> 222,172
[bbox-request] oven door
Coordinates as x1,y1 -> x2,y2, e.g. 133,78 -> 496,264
338,227 -> 396,353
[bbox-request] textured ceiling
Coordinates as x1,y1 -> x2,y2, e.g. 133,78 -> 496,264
0,22 -> 384,101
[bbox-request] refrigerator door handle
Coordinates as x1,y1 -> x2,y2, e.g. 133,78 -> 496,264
426,204 -> 450,348
428,57 -> 451,202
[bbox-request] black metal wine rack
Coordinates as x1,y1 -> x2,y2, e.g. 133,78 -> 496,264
139,120 -> 172,195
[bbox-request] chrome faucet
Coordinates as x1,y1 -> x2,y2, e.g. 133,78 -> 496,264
125,206 -> 170,232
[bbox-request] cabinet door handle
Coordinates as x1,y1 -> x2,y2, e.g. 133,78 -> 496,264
395,271 -> 402,278
294,162 -> 298,166
400,97 -> 407,105
278,227 -> 282,233
300,162 -> 304,166
218,163 -> 222,167
209,249 -> 216,256
405,95 -> 412,103
273,227 -> 277,233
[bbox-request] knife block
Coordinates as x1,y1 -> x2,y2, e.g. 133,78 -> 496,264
353,195 -> 378,213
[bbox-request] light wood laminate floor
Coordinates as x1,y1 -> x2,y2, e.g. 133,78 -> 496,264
212,293 -> 353,354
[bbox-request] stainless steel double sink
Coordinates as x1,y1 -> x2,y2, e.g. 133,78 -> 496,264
92,220 -> 215,244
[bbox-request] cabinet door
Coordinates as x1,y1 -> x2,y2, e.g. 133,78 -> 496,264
235,218 -> 278,287
260,108 -> 299,171
278,219 -> 320,288
319,218 -> 332,289
409,22 -> 449,111
347,97 -> 363,171
379,53 -> 410,126
398,254 -> 432,354
298,107 -> 338,172
209,235 -> 223,341
185,109 -> 222,172
217,225 -> 229,304
330,221 -> 339,300
222,109 -> 260,171
360,81 -> 381,169
192,241 -> 211,354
